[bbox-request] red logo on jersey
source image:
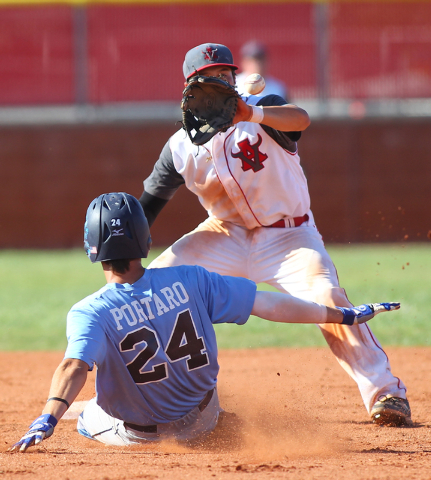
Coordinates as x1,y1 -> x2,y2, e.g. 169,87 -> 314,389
203,47 -> 218,61
231,135 -> 268,172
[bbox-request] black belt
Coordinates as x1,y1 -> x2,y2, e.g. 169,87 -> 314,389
123,388 -> 215,434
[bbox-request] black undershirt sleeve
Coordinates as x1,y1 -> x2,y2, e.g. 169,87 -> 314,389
139,191 -> 169,228
140,138 -> 185,226
256,95 -> 302,151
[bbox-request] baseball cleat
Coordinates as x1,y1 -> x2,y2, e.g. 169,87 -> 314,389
370,395 -> 412,427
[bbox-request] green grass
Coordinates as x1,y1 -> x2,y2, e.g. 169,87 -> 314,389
214,243 -> 431,349
0,244 -> 430,351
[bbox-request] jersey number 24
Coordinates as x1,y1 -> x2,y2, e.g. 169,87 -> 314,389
119,309 -> 209,384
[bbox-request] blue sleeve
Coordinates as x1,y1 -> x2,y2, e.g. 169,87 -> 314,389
64,307 -> 107,370
194,267 -> 257,326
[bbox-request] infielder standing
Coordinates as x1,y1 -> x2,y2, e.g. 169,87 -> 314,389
11,193 -> 399,452
139,43 -> 411,427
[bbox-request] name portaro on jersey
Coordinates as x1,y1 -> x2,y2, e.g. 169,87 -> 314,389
110,282 -> 189,331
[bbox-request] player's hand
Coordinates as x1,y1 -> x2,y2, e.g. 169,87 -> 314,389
10,414 -> 58,452
338,302 -> 400,325
233,97 -> 255,124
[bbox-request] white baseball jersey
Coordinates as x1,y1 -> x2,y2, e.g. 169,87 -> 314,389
145,94 -> 310,229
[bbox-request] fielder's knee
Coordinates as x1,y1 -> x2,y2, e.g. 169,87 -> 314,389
313,286 -> 351,308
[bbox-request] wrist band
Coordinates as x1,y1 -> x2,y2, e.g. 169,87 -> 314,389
247,105 -> 264,124
47,397 -> 70,409
336,307 -> 356,326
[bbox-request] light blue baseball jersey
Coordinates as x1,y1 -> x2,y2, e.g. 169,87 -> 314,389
65,265 -> 256,425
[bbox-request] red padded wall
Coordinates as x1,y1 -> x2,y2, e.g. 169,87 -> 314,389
0,6 -> 74,104
0,2 -> 430,104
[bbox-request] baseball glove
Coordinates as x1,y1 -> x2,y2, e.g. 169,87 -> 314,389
181,75 -> 240,146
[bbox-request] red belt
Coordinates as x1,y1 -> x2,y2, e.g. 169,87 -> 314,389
267,214 -> 309,228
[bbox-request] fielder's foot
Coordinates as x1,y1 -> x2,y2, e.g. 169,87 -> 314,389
371,395 -> 412,427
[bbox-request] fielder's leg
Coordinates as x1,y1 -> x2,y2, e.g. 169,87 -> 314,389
251,224 -> 409,424
148,217 -> 250,277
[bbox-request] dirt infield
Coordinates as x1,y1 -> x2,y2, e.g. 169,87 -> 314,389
1,348 -> 430,480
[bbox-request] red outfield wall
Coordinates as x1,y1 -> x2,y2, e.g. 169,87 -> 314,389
1,118 -> 429,249
1,2 -> 431,105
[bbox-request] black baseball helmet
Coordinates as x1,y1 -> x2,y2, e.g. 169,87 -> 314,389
183,43 -> 238,80
84,192 -> 152,263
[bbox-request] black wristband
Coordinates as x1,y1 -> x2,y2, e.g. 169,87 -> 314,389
341,309 -> 355,325
47,397 -> 70,409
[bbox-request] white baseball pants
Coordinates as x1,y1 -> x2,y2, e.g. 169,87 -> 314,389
77,390 -> 222,446
148,216 -> 407,413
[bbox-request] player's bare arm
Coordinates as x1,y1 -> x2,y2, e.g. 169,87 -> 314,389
199,64 -> 310,132
43,358 -> 88,417
234,100 -> 310,132
252,291 -> 400,326
11,358 -> 88,452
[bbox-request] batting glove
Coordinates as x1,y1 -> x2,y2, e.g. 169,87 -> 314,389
11,414 -> 58,452
337,302 -> 400,325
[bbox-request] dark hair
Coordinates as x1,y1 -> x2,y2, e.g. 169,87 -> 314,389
102,258 -> 131,274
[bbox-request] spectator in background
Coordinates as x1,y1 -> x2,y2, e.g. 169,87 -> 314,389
235,39 -> 289,100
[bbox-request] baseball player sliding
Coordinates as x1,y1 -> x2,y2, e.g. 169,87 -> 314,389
139,43 -> 411,427
11,193 -> 399,452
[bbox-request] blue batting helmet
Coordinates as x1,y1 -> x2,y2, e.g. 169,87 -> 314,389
84,192 -> 152,263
